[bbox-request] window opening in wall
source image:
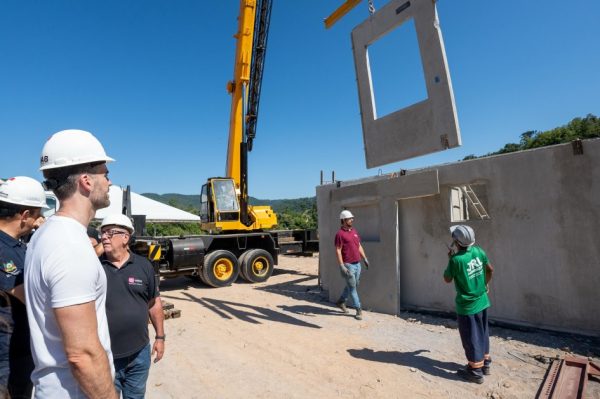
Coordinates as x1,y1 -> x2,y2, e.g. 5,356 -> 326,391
450,184 -> 490,222
367,18 -> 428,119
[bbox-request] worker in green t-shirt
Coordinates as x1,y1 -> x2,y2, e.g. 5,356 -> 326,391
444,225 -> 494,384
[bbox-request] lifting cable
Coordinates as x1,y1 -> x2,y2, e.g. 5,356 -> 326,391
367,0 -> 376,15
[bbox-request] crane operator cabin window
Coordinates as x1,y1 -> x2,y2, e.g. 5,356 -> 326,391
215,180 -> 239,212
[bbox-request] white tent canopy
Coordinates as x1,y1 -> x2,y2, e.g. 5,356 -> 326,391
94,186 -> 200,223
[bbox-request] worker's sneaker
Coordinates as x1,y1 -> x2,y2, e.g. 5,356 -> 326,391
482,358 -> 492,376
355,308 -> 363,320
336,300 -> 349,314
457,366 -> 484,384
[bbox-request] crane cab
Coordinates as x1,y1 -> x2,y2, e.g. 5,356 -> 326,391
200,177 -> 277,232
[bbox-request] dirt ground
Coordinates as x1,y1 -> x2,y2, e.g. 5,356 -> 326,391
147,255 -> 600,399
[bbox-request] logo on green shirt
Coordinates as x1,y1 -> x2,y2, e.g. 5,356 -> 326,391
466,257 -> 484,279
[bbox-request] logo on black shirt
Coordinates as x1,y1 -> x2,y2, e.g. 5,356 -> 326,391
128,277 -> 143,286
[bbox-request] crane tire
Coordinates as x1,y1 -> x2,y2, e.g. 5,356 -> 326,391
241,249 -> 274,283
238,250 -> 252,282
201,250 -> 240,287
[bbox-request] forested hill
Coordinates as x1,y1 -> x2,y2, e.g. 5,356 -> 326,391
463,114 -> 599,160
141,193 -> 316,216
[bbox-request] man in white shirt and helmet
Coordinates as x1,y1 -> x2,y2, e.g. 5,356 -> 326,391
25,129 -> 118,398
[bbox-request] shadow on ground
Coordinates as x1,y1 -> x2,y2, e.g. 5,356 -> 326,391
271,266 -> 312,277
161,291 -> 322,329
348,348 -> 462,381
158,275 -> 599,358
399,310 -> 600,359
277,304 -> 346,317
256,274 -> 328,304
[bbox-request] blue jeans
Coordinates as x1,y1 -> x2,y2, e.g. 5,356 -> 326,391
0,331 -> 9,392
114,344 -> 151,399
339,262 -> 362,309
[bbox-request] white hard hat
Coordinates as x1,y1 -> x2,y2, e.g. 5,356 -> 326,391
450,225 -> 475,247
340,210 -> 354,220
40,129 -> 115,171
101,214 -> 134,234
0,176 -> 48,208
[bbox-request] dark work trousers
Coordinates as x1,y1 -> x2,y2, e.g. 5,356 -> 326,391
457,308 -> 489,365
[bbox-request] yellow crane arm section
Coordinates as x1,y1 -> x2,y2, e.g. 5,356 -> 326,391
226,0 -> 257,188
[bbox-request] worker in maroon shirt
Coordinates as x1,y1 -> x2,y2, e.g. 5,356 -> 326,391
335,210 -> 370,320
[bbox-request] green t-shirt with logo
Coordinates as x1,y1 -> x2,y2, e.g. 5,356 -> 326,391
444,246 -> 490,315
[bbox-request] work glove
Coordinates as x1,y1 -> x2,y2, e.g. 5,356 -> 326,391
363,258 -> 370,270
340,264 -> 350,277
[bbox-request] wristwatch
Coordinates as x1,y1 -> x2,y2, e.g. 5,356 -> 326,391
155,335 -> 166,341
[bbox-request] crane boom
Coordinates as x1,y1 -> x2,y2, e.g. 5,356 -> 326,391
225,0 -> 272,183
225,0 -> 258,186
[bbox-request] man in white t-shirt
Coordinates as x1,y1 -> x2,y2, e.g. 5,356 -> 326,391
25,129 -> 118,398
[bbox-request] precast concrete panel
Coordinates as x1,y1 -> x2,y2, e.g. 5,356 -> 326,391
352,0 -> 460,167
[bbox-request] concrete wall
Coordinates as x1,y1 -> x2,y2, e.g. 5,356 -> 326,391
317,138 -> 600,336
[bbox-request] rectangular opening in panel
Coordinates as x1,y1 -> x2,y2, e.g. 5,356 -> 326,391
367,18 -> 427,119
449,184 -> 490,222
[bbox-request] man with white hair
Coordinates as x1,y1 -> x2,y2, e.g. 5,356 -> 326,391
100,214 -> 165,399
444,225 -> 494,384
25,129 -> 118,398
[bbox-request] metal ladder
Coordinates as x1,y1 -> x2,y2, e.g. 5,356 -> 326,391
461,185 -> 490,220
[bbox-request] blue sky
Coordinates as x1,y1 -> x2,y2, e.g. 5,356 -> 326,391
1,1 -> 598,199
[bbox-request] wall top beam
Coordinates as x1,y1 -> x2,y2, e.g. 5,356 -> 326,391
331,169 -> 439,204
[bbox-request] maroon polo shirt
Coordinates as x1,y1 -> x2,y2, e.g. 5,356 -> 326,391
334,227 -> 361,264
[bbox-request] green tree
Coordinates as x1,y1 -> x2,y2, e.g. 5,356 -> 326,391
496,142 -> 522,154
462,114 -> 599,160
275,205 -> 318,230
145,222 -> 203,236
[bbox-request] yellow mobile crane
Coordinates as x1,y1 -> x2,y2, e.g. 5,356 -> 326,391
132,0 -> 318,288
200,0 -> 277,232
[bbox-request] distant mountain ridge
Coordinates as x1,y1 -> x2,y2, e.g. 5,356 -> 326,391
141,193 -> 316,214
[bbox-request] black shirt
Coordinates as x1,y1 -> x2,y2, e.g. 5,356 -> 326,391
100,252 -> 159,359
0,230 -> 31,361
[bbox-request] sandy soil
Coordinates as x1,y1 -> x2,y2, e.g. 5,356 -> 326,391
147,255 -> 600,399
